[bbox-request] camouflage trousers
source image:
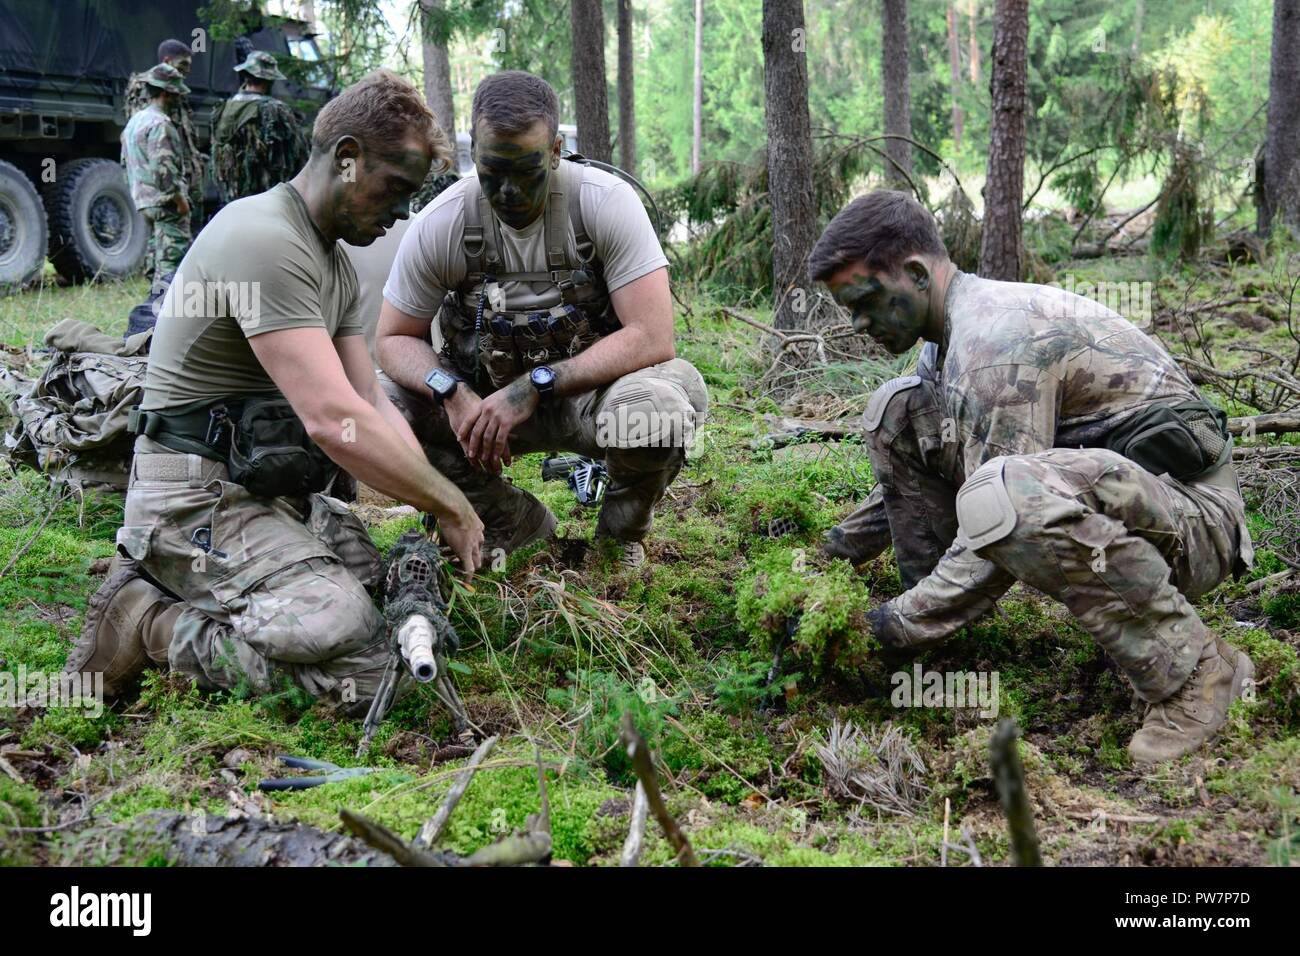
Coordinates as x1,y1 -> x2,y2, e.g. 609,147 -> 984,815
864,376 -> 1251,702
381,358 -> 709,546
141,206 -> 191,288
118,436 -> 389,712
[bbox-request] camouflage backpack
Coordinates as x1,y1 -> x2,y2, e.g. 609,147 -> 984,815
0,320 -> 151,493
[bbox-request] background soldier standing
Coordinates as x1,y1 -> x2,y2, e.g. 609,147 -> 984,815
121,64 -> 191,293
126,40 -> 206,236
211,50 -> 310,204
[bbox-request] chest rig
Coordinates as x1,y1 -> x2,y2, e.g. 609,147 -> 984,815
438,157 -> 620,391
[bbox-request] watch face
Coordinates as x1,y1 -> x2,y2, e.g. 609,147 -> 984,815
426,370 -> 455,395
531,366 -> 555,386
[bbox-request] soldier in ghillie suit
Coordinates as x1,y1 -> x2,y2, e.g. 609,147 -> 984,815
125,40 -> 206,236
66,71 -> 484,712
211,50 -> 310,204
376,71 -> 708,570
121,63 -> 192,291
811,190 -> 1256,766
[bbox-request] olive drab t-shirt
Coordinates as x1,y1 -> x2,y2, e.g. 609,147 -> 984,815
141,183 -> 363,412
382,159 -> 668,319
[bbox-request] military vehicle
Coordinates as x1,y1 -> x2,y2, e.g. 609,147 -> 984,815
0,0 -> 332,287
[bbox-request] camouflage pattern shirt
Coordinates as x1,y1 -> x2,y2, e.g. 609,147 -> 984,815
120,104 -> 187,211
938,271 -> 1203,480
125,74 -> 205,197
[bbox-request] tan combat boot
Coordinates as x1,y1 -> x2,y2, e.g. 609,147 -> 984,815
65,567 -> 182,696
1128,635 -> 1255,766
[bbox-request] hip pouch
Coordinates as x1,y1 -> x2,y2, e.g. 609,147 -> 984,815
225,397 -> 337,498
1102,399 -> 1230,481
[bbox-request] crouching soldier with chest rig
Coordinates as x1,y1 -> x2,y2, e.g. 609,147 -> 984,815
377,71 -> 708,569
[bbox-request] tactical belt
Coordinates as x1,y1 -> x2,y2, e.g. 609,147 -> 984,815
127,398 -> 239,462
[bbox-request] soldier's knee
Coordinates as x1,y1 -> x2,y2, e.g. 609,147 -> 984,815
596,359 -> 707,450
862,375 -> 923,452
955,457 -> 1020,551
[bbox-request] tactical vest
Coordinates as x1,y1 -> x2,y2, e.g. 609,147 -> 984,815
438,157 -> 620,391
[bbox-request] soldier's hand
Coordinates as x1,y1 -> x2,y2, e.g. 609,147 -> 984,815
438,501 -> 484,579
444,388 -> 492,469
176,195 -> 191,216
457,381 -> 537,474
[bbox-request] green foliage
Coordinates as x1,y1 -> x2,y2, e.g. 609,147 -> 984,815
736,548 -> 875,682
546,669 -> 678,781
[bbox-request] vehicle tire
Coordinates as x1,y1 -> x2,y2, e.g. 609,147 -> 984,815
45,158 -> 148,282
0,159 -> 48,289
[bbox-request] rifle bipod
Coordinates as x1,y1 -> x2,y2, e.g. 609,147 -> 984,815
356,528 -> 472,758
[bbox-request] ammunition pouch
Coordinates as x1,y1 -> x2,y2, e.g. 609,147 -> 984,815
128,396 -> 336,498
443,155 -> 621,392
1102,399 -> 1231,482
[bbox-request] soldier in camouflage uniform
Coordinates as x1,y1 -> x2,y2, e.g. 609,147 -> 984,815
810,190 -> 1256,765
211,51 -> 310,204
121,64 -> 192,291
377,72 -> 707,570
125,40 -> 207,237
67,71 -> 481,712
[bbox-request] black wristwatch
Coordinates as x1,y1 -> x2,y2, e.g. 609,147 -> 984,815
529,365 -> 556,403
425,368 -> 459,405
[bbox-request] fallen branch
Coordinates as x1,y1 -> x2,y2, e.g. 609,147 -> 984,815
990,719 -> 1042,867
416,734 -> 497,848
620,781 -> 649,867
621,712 -> 699,867
339,809 -> 453,867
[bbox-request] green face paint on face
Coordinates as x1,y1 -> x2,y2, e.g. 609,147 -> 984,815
330,138 -> 430,247
472,119 -> 557,230
828,266 -> 929,355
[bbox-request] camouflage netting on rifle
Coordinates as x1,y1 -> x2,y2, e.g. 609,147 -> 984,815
1238,447 -> 1300,571
212,95 -> 310,203
0,320 -> 150,493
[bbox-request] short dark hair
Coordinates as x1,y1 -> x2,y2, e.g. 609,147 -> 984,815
809,190 -> 948,282
471,71 -> 559,141
158,39 -> 191,61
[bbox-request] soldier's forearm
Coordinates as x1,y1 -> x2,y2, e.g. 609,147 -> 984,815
874,544 -> 1015,650
549,323 -> 666,397
377,333 -> 451,396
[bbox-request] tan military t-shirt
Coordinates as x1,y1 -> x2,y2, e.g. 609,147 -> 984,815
382,159 -> 668,318
142,183 -> 362,411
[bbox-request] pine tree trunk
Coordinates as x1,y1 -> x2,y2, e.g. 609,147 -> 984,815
967,0 -> 980,84
881,0 -> 912,186
947,3 -> 964,149
1131,0 -> 1145,56
978,0 -> 1027,281
692,0 -> 704,176
1263,0 -> 1300,236
571,0 -> 613,163
617,0 -> 636,174
762,0 -> 816,331
420,0 -> 456,138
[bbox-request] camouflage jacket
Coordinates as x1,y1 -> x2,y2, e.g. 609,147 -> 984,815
120,105 -> 187,211
125,73 -> 206,198
938,272 -> 1203,481
211,92 -> 310,202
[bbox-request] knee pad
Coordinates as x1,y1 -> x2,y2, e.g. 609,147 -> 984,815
598,364 -> 704,449
955,458 -> 1018,550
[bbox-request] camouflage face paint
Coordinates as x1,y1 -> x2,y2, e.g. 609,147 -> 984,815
331,139 -> 430,246
472,119 -> 558,230
829,268 -> 928,354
